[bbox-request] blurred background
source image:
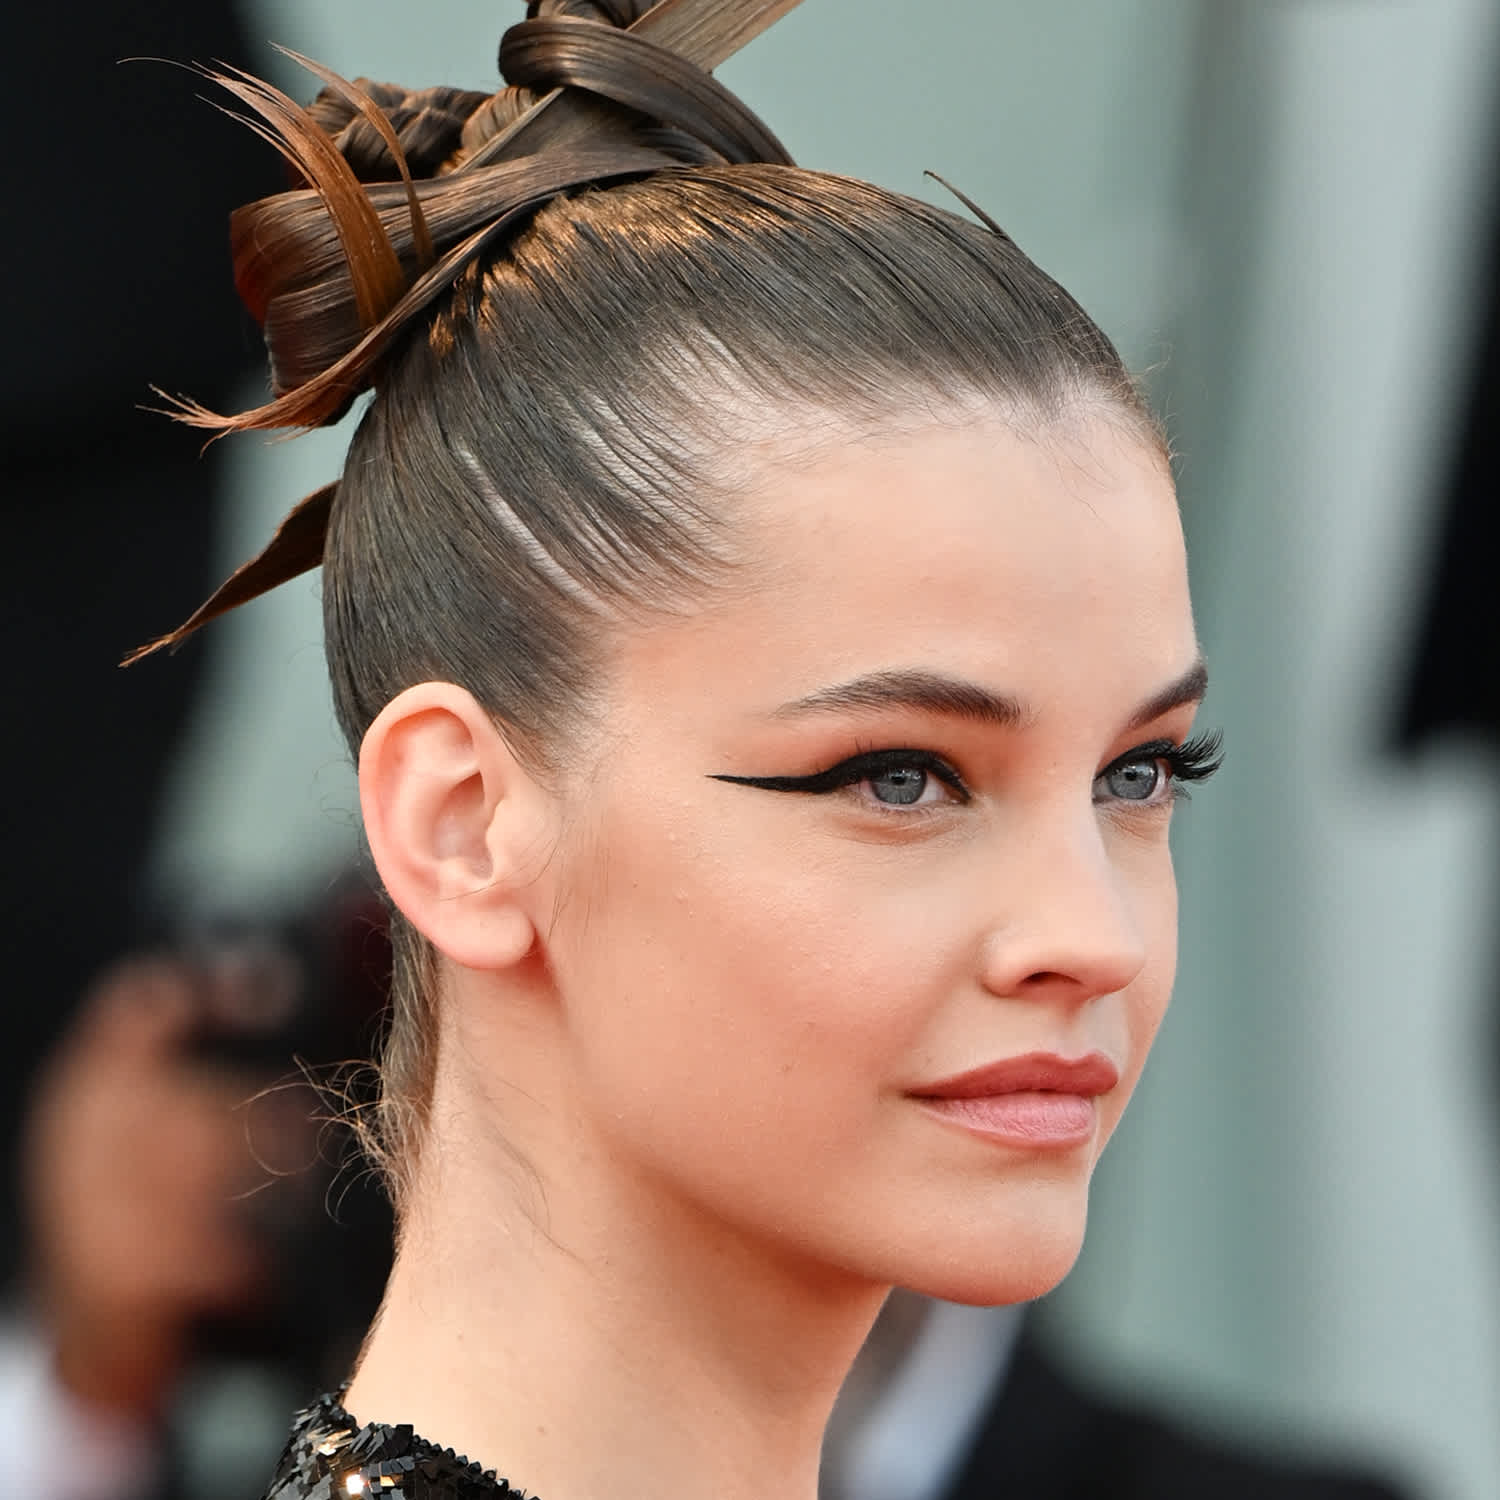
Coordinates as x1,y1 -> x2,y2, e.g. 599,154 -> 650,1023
4,1 -> 1498,1498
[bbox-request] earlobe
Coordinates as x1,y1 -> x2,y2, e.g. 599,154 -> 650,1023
359,683 -> 550,972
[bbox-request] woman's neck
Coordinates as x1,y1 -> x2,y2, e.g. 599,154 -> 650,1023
344,1060 -> 888,1500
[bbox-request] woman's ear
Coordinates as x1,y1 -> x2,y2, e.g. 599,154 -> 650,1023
358,683 -> 553,972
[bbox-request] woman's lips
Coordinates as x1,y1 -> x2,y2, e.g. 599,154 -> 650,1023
908,1052 -> 1119,1149
916,1091 -> 1098,1146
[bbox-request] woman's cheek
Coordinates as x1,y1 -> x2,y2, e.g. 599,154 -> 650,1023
568,861 -> 942,1168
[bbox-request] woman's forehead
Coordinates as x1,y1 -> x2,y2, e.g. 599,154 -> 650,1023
613,414 -> 1196,730
755,418 -> 1182,630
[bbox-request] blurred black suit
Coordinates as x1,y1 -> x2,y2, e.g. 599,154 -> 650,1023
1393,68 -> 1500,1194
946,1333 -> 1411,1500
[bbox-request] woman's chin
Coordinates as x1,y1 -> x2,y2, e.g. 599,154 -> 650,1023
879,1189 -> 1091,1307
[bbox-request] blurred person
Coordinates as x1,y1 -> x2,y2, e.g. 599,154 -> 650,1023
0,1 -> 275,1282
823,1293 -> 1412,1500
1397,67 -> 1500,759
0,890 -> 395,1500
5,958 -> 274,1500
1396,64 -> 1500,1122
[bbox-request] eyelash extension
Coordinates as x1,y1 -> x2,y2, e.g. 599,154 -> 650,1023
709,748 -> 971,800
1104,729 -> 1225,792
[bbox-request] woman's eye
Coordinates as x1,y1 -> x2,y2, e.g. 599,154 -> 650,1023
862,763 -> 945,807
1097,758 -> 1168,804
1093,734 -> 1222,808
709,749 -> 969,808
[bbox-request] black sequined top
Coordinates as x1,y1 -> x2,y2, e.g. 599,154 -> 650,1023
263,1395 -> 534,1500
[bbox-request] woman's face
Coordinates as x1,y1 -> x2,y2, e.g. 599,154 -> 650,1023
538,408 -> 1204,1303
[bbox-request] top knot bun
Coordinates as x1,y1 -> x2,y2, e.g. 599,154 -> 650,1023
307,82 -> 493,182
131,0 -> 804,663
162,0 -> 798,435
302,3 -> 661,184
527,0 -> 659,26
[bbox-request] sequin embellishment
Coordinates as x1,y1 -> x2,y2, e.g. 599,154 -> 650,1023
262,1394 -> 534,1500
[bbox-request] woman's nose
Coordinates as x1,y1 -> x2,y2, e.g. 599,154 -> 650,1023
975,821 -> 1150,1005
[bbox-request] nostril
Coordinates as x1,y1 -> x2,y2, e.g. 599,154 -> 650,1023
1021,970 -> 1072,989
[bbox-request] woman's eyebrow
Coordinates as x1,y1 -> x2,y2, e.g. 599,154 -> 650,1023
1124,657 -> 1209,730
770,658 -> 1208,731
771,670 -> 1026,727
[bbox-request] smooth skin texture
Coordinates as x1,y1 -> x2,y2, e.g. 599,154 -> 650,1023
348,409 -> 1204,1500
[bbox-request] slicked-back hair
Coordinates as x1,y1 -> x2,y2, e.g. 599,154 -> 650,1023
330,169 -> 1160,1200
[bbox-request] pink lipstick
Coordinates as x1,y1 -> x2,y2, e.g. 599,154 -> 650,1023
908,1052 -> 1119,1149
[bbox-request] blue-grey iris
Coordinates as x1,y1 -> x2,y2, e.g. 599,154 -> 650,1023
1103,761 -> 1162,801
870,766 -> 928,805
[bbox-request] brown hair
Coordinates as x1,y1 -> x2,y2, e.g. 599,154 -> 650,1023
147,0 -> 1162,1204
